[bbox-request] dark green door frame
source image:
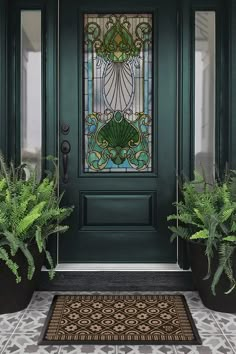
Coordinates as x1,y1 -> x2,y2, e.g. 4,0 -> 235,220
177,0 -> 232,267
229,0 -> 236,168
0,0 -> 8,157
1,0 -> 236,267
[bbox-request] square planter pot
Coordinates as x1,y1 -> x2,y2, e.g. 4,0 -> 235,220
189,242 -> 236,313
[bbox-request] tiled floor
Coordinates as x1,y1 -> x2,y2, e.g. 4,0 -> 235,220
0,291 -> 235,354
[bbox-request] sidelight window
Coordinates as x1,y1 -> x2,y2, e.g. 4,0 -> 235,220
21,11 -> 42,177
194,11 -> 216,181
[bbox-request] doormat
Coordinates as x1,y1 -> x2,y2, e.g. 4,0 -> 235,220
39,294 -> 201,345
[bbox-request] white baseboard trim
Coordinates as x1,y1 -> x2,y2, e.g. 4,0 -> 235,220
42,263 -> 190,272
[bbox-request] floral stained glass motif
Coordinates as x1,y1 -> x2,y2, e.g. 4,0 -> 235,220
84,14 -> 152,172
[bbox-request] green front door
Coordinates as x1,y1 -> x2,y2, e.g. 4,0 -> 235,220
59,0 -> 177,263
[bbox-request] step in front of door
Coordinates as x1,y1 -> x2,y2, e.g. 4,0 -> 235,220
38,270 -> 193,291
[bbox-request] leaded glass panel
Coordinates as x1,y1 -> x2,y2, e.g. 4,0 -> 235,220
84,14 -> 152,172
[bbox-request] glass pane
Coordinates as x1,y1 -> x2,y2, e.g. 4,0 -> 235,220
84,14 -> 153,172
195,12 -> 215,182
21,11 -> 42,177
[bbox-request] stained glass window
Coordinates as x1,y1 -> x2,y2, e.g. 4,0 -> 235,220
84,14 -> 152,172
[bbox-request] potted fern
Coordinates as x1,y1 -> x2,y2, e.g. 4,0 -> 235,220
0,154 -> 73,314
167,172 -> 236,313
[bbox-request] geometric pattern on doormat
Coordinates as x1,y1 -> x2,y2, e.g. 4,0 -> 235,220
39,294 -> 201,345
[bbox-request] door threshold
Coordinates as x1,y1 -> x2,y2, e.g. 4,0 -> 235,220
42,263 -> 188,272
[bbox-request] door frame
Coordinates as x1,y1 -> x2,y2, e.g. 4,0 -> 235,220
1,0 -> 235,270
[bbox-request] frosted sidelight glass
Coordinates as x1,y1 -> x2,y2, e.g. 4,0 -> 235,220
21,11 -> 42,177
195,12 -> 215,182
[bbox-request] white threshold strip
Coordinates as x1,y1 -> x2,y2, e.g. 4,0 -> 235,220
42,263 -> 190,272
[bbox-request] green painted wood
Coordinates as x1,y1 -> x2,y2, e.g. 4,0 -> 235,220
59,0 -> 178,263
177,0 -> 192,269
179,0 -> 191,180
44,0 -> 58,265
0,0 -> 8,157
215,0 -> 229,176
7,1 -> 17,163
83,194 -> 154,227
45,0 -> 58,162
229,0 -> 236,169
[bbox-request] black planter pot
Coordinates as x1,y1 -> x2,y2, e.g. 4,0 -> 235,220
0,243 -> 44,314
189,242 -> 236,313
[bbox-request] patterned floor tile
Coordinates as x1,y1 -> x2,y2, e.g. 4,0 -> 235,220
28,292 -> 55,310
225,336 -> 236,353
183,292 -> 205,310
59,345 -> 116,354
212,312 -> 236,335
0,334 -> 10,353
175,334 -> 234,354
14,310 -> 48,334
191,310 -> 221,334
117,345 -> 175,354
3,333 -> 59,354
2,291 -> 234,354
0,311 -> 25,333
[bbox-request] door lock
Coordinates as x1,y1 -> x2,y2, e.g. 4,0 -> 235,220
61,123 -> 70,135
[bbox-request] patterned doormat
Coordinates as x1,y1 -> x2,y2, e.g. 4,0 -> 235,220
39,294 -> 201,345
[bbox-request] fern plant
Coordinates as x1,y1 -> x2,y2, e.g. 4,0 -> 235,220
167,171 -> 236,295
0,153 -> 73,283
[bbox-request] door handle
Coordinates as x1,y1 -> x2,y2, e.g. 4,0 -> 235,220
61,140 -> 71,183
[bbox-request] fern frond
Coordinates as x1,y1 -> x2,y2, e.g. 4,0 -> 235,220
0,152 -> 11,189
190,229 -> 209,240
45,225 -> 69,238
44,250 -> 55,280
211,244 -> 236,295
0,153 -> 73,283
225,283 -> 236,294
211,265 -> 224,295
35,226 -> 44,253
0,231 -> 20,254
230,222 -> 236,232
0,178 -> 6,192
223,236 -> 236,242
0,247 -> 21,283
167,168 -> 236,296
19,244 -> 35,280
193,208 -> 205,223
168,226 -> 190,240
204,215 -> 219,279
219,223 -> 229,235
167,214 -> 178,221
17,201 -> 46,235
220,208 -> 234,223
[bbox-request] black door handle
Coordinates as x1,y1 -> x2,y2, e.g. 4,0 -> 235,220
61,140 -> 71,183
